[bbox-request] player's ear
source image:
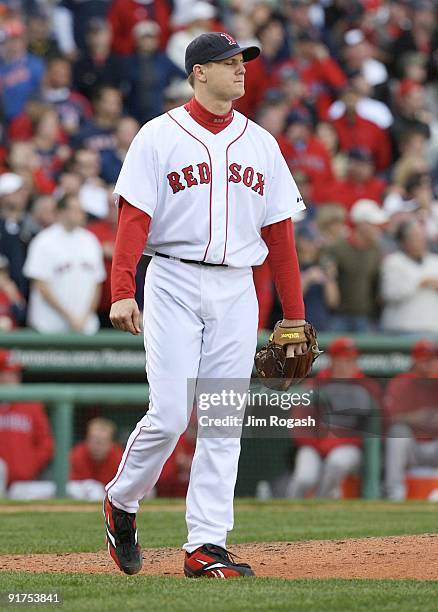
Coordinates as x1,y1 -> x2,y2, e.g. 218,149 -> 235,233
193,64 -> 207,83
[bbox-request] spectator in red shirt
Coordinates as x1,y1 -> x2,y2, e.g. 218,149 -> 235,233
70,417 -> 123,489
331,83 -> 392,172
329,148 -> 387,210
384,339 -> 438,500
277,107 -> 336,204
277,32 -> 347,121
0,351 -> 53,497
286,337 -> 373,498
328,70 -> 393,132
108,0 -> 171,56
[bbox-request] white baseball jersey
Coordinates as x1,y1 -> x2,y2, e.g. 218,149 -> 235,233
24,224 -> 106,334
114,105 -> 305,267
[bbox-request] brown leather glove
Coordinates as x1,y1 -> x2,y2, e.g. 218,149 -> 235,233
254,321 -> 322,391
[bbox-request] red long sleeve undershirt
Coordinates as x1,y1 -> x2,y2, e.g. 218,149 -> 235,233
261,221 -> 304,319
111,98 -> 305,319
111,198 -> 151,303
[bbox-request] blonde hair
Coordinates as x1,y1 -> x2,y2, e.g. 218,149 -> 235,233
86,417 -> 116,438
316,204 -> 347,230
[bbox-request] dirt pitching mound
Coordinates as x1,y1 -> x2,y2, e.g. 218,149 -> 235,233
1,534 -> 437,580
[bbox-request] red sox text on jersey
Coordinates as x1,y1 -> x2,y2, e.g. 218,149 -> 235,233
167,163 -> 265,196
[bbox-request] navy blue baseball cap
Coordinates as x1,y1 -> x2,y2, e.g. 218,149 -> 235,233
185,32 -> 260,76
286,107 -> 313,126
348,147 -> 373,162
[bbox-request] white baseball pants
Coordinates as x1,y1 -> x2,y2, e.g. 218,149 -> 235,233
385,423 -> 438,500
106,256 -> 258,552
0,458 -> 7,497
286,444 -> 362,499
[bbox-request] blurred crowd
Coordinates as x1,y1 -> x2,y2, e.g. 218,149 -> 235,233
0,0 -> 437,334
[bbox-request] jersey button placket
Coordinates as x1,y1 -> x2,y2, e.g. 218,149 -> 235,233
205,145 -> 227,264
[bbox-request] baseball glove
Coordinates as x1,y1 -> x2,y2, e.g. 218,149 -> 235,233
254,322 -> 322,391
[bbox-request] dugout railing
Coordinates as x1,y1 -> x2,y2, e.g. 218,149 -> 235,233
1,330 -> 437,377
1,330 -> 434,499
0,382 -> 381,499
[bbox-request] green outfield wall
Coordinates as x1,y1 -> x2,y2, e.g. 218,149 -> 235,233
0,330 -> 437,377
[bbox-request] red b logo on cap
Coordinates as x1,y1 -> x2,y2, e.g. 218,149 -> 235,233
220,33 -> 237,45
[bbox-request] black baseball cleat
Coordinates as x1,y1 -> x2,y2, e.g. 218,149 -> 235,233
184,544 -> 255,578
103,495 -> 142,575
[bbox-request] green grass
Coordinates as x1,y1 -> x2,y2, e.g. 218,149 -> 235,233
0,574 -> 437,612
1,500 -> 437,611
0,500 -> 436,555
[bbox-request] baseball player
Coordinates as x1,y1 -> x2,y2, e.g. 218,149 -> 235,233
286,337 -> 365,499
384,340 -> 438,501
104,32 -> 307,578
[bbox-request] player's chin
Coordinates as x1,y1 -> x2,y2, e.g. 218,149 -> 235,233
231,84 -> 245,100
